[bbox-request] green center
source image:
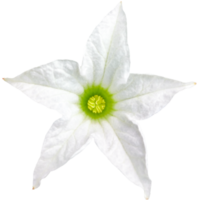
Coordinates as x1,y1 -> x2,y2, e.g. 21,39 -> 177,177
79,85 -> 116,120
87,95 -> 106,113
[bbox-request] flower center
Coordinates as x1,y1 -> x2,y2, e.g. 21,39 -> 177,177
80,85 -> 115,120
87,95 -> 106,114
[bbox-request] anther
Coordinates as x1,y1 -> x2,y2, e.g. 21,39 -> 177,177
87,95 -> 106,114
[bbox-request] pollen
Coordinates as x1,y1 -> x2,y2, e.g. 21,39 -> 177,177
87,95 -> 106,114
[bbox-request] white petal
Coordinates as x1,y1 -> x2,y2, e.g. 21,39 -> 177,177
81,3 -> 130,92
114,74 -> 195,120
4,60 -> 83,117
33,114 -> 91,189
91,117 -> 151,198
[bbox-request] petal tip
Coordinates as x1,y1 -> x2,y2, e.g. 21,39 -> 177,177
194,82 -> 199,86
2,78 -> 5,81
30,187 -> 35,190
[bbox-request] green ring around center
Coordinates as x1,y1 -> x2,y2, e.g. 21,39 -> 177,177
79,85 -> 116,120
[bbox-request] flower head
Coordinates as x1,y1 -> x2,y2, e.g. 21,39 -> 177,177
3,3 -> 195,199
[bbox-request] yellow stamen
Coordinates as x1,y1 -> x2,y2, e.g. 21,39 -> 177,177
87,95 -> 106,114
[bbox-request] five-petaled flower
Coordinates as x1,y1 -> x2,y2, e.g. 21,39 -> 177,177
3,3 -> 195,200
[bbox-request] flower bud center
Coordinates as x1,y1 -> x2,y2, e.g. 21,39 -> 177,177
87,95 -> 106,114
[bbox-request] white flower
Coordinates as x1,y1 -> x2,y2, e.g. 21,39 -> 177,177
3,3 -> 195,199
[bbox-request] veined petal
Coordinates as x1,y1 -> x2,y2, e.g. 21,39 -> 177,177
114,74 -> 195,120
91,117 -> 151,199
33,114 -> 91,189
81,3 -> 130,93
4,60 -> 83,117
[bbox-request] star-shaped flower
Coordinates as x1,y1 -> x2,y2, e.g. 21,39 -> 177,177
3,3 -> 195,199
